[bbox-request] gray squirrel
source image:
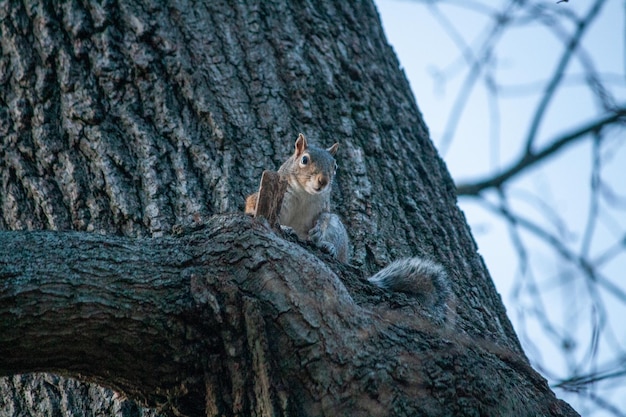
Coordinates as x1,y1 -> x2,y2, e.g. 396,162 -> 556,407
245,133 -> 350,262
245,133 -> 451,319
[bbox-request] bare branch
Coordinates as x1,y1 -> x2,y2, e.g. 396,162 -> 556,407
524,0 -> 608,153
472,195 -> 626,303
456,107 -> 626,196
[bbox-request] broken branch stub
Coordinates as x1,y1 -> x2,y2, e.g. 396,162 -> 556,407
253,170 -> 287,228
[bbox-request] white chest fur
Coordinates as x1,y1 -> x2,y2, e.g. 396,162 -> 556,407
279,184 -> 330,240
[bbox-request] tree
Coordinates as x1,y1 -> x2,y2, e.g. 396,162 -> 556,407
0,1 -> 578,416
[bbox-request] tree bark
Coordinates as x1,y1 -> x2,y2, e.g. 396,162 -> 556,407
0,0 -> 577,416
0,216 -> 576,416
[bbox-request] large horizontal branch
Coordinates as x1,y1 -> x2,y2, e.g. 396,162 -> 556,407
0,214 -> 390,414
0,226 -> 212,410
0,214 -> 578,416
456,107 -> 626,196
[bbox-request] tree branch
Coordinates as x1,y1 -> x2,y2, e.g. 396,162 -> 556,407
456,107 -> 626,196
0,227 -> 210,411
0,214 -> 578,416
523,0 -> 607,153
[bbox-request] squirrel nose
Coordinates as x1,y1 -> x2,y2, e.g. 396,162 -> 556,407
317,175 -> 329,189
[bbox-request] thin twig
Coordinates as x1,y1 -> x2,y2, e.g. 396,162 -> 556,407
456,108 -> 626,196
524,0 -> 607,153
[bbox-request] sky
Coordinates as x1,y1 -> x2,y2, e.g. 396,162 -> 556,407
374,1 -> 626,415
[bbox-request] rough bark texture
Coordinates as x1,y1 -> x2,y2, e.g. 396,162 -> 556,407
0,0 -> 577,416
1,217 -> 576,416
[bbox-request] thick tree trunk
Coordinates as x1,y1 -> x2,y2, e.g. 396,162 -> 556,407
0,0 -> 577,416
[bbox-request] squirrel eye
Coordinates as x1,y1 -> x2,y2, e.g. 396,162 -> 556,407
300,155 -> 309,165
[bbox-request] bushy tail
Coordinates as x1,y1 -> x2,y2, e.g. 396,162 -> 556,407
368,257 -> 452,321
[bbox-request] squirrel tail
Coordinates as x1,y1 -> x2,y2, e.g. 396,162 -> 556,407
368,257 -> 452,321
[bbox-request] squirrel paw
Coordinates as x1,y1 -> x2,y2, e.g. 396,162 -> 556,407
309,222 -> 336,256
280,225 -> 298,239
309,213 -> 350,263
310,232 -> 339,257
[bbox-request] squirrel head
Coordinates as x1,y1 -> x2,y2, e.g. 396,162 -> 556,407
289,133 -> 339,195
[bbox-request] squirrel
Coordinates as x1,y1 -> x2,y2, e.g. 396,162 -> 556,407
245,133 -> 350,263
245,133 -> 452,322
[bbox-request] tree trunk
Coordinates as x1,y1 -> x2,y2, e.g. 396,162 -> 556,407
0,1 -> 577,416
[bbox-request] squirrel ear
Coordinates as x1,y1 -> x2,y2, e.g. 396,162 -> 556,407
294,133 -> 308,157
327,143 -> 339,156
